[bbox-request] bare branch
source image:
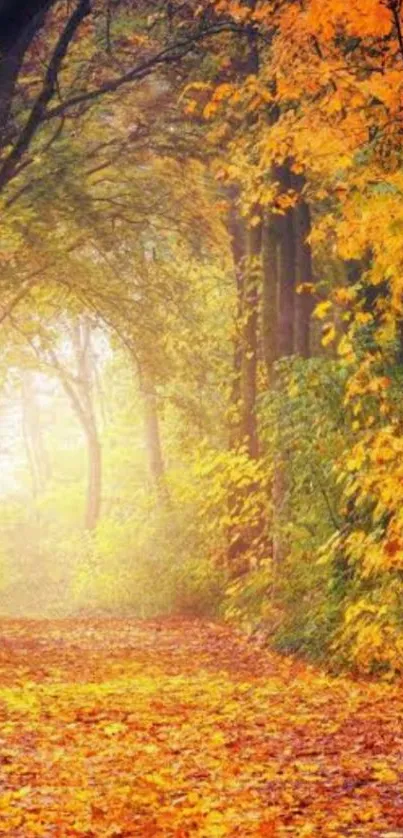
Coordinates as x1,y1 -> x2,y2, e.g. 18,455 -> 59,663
42,22 -> 243,122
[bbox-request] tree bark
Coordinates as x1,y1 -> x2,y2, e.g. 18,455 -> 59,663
276,164 -> 296,358
49,319 -> 102,531
0,0 -> 54,142
0,0 -> 55,54
73,319 -> 101,530
240,0 -> 261,459
0,0 -> 91,193
225,197 -> 250,566
241,215 -> 262,458
226,191 -> 246,450
262,211 -> 279,384
0,26 -> 38,143
140,369 -> 168,503
293,175 -> 314,358
272,163 -> 297,568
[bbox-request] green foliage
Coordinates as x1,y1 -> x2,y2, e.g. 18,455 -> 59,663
218,358 -> 353,662
224,561 -> 274,633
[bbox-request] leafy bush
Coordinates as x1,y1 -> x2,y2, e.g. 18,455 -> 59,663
72,497 -> 227,618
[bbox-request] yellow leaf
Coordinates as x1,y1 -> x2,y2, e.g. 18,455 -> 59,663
321,324 -> 336,346
314,300 -> 332,319
297,282 -> 315,295
373,764 -> 399,784
103,722 -> 127,736
250,214 -> 261,227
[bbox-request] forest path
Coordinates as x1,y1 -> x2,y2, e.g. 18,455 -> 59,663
0,618 -> 402,837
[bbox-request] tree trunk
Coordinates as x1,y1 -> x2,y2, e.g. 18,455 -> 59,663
293,175 -> 314,358
262,211 -> 279,384
276,164 -> 296,358
241,215 -> 262,458
226,214 -> 264,570
85,426 -> 102,531
0,1 -> 55,54
0,2 -> 54,141
141,370 -> 168,503
226,191 -> 246,450
226,3 -> 263,568
240,0 -> 261,459
225,197 -> 249,565
74,320 -> 102,530
0,33 -> 33,143
0,0 -> 91,193
50,319 -> 102,531
272,162 -> 297,568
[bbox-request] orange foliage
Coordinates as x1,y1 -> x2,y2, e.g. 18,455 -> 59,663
0,619 -> 402,836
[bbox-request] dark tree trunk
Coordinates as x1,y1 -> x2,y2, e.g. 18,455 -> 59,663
272,163 -> 297,568
0,1 -> 55,54
226,197 -> 250,566
276,164 -> 296,358
262,211 -> 279,384
240,0 -> 261,459
0,28 -> 36,142
226,192 -> 246,450
0,0 -> 53,139
294,196 -> 314,358
0,0 -> 91,193
225,1 -> 264,570
291,173 -> 314,358
0,3 -> 55,167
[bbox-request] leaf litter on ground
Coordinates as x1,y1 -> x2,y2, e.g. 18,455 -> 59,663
0,618 -> 402,836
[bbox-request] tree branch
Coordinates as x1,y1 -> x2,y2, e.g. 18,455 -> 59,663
0,0 -> 55,52
0,276 -> 39,325
388,0 -> 403,63
0,0 -> 91,192
42,22 -> 243,122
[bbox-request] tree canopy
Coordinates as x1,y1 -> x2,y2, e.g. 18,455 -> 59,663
2,0 -> 403,681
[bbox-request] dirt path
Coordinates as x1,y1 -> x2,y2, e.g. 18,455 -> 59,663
0,618 -> 402,837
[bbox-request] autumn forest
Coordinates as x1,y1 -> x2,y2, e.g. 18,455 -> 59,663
1,1 -> 403,835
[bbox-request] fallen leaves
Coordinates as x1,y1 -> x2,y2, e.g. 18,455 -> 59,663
0,618 -> 402,836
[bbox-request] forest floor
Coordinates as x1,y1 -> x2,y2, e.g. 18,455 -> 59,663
0,620 -> 402,837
